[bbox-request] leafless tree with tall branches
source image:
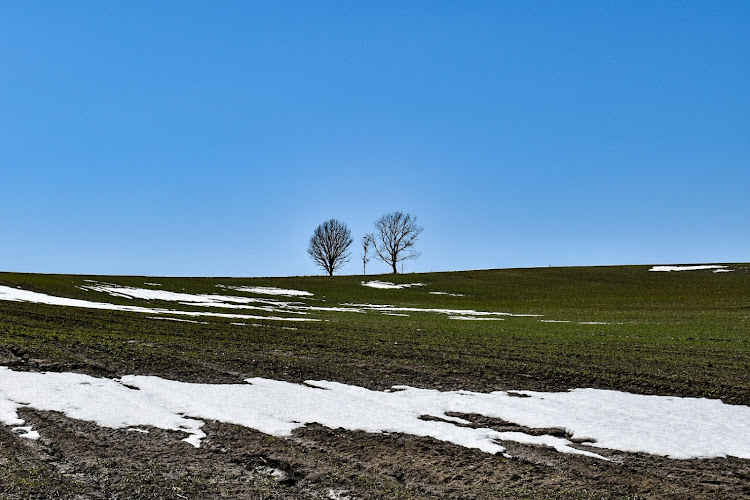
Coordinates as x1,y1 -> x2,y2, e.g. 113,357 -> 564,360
361,233 -> 375,275
373,211 -> 423,274
307,219 -> 353,276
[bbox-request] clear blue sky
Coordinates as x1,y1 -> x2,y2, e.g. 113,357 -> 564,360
2,2 -> 748,277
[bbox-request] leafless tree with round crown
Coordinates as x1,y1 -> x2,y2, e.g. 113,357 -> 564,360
373,212 -> 423,274
307,219 -> 353,276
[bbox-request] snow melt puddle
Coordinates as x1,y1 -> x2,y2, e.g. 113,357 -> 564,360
0,286 -> 318,323
2,367 -> 749,460
362,281 -> 424,289
649,265 -> 728,272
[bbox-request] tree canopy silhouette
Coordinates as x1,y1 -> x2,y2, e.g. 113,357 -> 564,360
307,219 -> 353,276
373,211 -> 423,274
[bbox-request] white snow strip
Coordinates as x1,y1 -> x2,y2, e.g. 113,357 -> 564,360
541,320 -> 571,323
0,286 -> 318,323
382,313 -> 410,317
2,367 -> 749,460
80,284 -> 252,305
579,322 -> 608,325
144,283 -> 162,286
219,285 -> 313,297
649,265 -> 726,272
713,269 -> 735,273
81,283 -> 527,320
362,281 -> 424,289
449,316 -> 504,321
429,291 -> 465,297
346,303 -> 540,318
80,283 -> 361,316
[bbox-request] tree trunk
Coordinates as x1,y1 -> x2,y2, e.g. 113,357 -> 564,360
392,262 -> 398,274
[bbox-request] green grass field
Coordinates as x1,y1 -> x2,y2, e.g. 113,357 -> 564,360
1,264 -> 748,498
1,264 -> 748,403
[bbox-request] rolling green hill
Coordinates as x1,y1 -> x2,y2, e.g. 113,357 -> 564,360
1,264 -> 748,405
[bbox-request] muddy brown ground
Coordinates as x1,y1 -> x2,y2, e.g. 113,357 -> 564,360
2,404 -> 748,499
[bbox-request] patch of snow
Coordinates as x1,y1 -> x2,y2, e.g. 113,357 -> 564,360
127,428 -> 149,434
649,265 -> 727,272
382,313 -> 410,317
2,367 -> 749,460
540,320 -> 571,323
81,283 -> 362,316
362,281 -> 424,290
0,285 -> 318,323
579,322 -> 608,325
254,465 -> 289,482
327,489 -> 353,500
429,291 -> 465,297
144,282 -> 162,286
449,316 -> 504,321
346,302 -> 541,318
713,269 -> 735,273
12,426 -> 40,440
219,285 -> 313,297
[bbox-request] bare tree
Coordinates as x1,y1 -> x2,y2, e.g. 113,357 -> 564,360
373,211 -> 423,274
307,219 -> 353,276
361,233 -> 375,275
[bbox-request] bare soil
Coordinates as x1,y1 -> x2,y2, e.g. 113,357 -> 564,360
2,403 -> 748,499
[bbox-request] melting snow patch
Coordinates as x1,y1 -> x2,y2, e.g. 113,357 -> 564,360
449,316 -> 504,321
713,269 -> 734,273
0,285 -> 319,323
219,285 -> 313,297
649,265 -> 727,272
344,303 -> 536,318
362,281 -> 424,289
12,426 -> 40,440
2,367 -> 749,460
327,490 -> 353,500
429,291 -> 465,297
541,320 -> 571,323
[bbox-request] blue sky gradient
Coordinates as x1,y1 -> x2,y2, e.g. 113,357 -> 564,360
2,2 -> 748,276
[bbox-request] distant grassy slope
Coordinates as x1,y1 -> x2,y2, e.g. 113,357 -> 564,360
0,264 -> 748,405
